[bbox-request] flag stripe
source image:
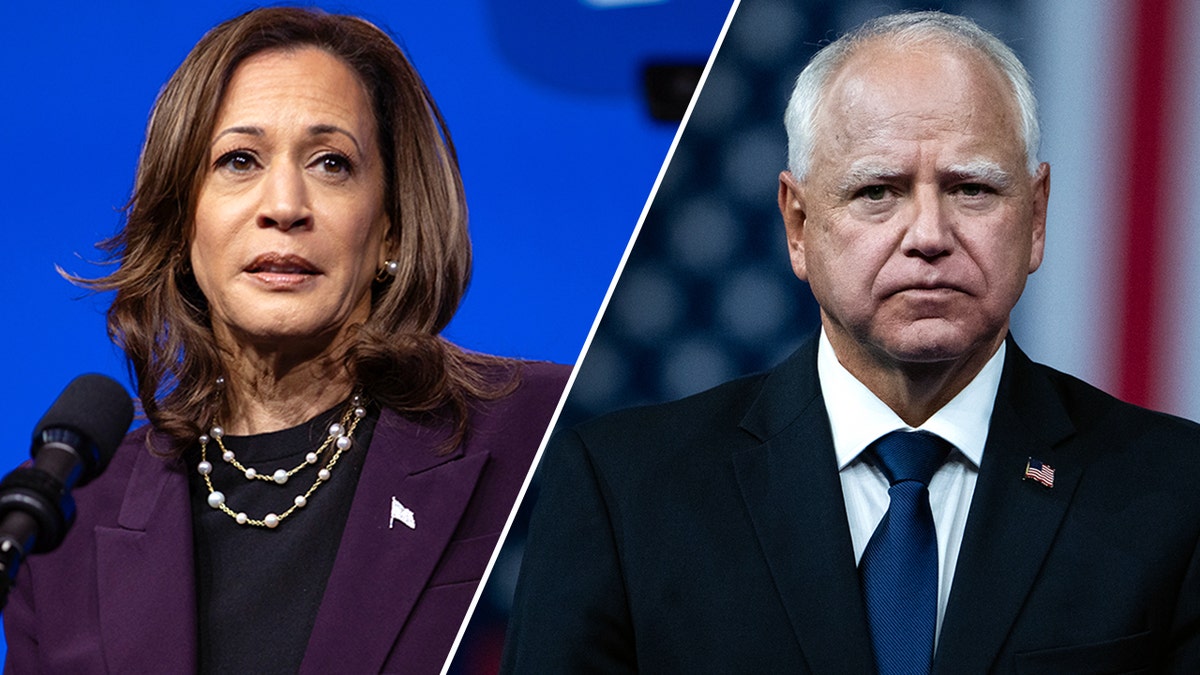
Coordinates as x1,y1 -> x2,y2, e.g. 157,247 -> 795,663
1116,0 -> 1181,408
1016,0 -> 1128,398
1164,0 -> 1200,420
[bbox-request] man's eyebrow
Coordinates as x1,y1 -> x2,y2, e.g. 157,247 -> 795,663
835,164 -> 905,193
832,160 -> 1018,194
942,160 -> 1015,188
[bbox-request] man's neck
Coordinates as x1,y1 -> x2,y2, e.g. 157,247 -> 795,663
823,326 -> 1006,427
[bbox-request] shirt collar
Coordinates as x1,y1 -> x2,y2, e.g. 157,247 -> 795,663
816,329 -> 1004,471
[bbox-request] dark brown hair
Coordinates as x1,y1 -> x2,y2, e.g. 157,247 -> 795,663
76,7 -> 514,455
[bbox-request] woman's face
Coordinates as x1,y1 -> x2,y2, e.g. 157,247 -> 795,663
191,47 -> 389,352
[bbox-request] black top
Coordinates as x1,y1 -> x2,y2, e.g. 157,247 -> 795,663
188,399 -> 378,674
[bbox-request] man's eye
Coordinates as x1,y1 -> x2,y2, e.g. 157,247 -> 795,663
957,183 -> 988,196
859,185 -> 889,201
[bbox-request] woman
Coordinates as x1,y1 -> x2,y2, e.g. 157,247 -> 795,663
3,7 -> 568,673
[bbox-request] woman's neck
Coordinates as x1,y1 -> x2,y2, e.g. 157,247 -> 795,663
216,338 -> 356,436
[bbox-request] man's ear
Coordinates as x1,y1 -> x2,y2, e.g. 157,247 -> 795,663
1027,162 -> 1050,274
778,170 -> 809,281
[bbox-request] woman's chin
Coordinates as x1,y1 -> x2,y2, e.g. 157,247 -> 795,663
221,317 -> 353,353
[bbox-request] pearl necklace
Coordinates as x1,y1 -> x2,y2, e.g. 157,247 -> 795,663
197,393 -> 367,529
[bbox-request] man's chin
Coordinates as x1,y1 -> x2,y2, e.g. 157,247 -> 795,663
870,325 -> 999,367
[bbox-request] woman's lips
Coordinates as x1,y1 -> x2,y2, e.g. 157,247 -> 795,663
244,253 -> 320,287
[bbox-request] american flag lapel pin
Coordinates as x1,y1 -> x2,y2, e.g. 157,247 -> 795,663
1023,458 -> 1055,488
389,496 -> 416,530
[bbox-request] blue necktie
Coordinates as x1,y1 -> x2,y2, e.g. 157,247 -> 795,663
859,430 -> 951,675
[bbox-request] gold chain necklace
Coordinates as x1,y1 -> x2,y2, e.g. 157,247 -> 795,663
196,392 -> 367,529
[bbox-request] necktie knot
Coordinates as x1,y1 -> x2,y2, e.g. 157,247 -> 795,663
870,430 -> 950,486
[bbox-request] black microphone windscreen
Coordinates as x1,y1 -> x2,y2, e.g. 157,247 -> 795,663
33,374 -> 134,471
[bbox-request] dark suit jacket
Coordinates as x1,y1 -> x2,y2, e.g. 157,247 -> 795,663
503,337 -> 1200,673
4,361 -> 568,674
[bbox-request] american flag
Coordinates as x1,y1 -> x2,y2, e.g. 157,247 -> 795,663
1024,459 -> 1056,488
1015,1 -> 1200,425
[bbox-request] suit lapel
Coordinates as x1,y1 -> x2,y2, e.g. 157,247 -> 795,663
934,343 -> 1082,673
300,408 -> 489,673
95,439 -> 198,673
733,339 -> 877,674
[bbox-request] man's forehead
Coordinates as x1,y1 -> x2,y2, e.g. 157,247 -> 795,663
807,39 -> 1025,176
828,45 -> 1004,115
831,35 -> 995,85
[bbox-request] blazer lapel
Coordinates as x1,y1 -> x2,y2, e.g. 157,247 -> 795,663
733,339 -> 877,674
300,408 -> 489,674
934,343 -> 1082,673
94,440 -> 198,673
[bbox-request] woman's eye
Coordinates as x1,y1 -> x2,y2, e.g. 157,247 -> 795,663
216,151 -> 256,173
317,154 -> 352,175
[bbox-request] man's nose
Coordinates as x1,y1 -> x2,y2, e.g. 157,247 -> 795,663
901,186 -> 953,260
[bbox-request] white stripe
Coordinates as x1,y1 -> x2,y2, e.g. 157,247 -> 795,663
1162,0 -> 1200,421
1014,0 -> 1132,395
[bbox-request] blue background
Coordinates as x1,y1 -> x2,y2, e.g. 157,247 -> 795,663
0,0 -> 733,662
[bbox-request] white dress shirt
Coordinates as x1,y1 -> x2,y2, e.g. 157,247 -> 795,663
816,329 -> 1005,639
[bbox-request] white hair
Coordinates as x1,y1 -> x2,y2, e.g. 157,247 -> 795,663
784,11 -> 1040,179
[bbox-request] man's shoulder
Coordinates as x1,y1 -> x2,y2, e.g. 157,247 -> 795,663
571,368 -> 777,461
1025,357 -> 1200,436
1016,356 -> 1200,476
563,336 -> 822,472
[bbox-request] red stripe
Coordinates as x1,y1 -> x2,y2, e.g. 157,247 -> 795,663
1116,0 -> 1180,407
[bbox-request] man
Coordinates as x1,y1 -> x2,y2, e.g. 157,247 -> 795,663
503,10 -> 1200,673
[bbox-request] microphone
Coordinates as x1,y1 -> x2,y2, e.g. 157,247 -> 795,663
0,374 -> 134,610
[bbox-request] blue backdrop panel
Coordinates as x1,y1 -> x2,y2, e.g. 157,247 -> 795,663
0,0 -> 733,662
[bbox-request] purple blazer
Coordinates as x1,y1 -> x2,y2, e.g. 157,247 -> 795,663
3,361 -> 568,674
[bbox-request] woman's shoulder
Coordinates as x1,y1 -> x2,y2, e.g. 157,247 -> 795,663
372,356 -> 569,451
473,357 -> 572,410
451,357 -> 569,448
76,424 -> 181,511
85,424 -> 152,492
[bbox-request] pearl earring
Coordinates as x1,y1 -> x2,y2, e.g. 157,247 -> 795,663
375,259 -> 399,282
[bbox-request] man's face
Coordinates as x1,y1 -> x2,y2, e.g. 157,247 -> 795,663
779,40 -> 1049,372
